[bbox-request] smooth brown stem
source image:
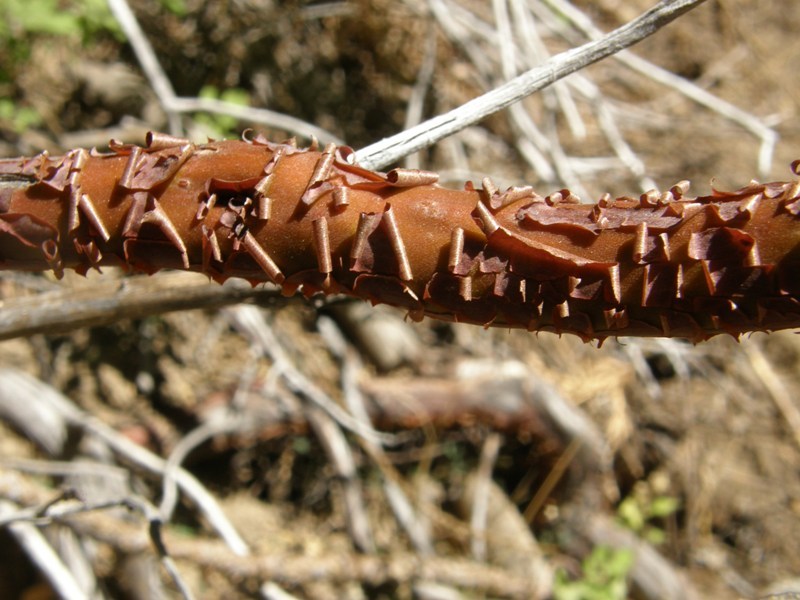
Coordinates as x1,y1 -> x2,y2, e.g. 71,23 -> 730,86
1,133 -> 798,342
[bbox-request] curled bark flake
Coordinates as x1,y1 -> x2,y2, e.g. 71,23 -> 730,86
385,168 -> 439,187
639,189 -> 660,207
642,263 -> 682,308
67,183 -> 82,234
240,231 -> 284,284
474,200 -> 500,235
492,186 -> 539,211
254,195 -> 271,221
312,217 -> 333,275
518,203 -> 599,236
78,194 -> 111,242
448,227 -> 465,273
120,146 -> 143,190
0,213 -> 58,249
195,193 -> 218,221
670,180 -> 690,198
481,178 -> 498,198
332,186 -> 349,209
354,273 -> 420,310
124,144 -> 194,191
780,180 -> 800,209
40,154 -> 74,192
458,274 -> 472,301
736,193 -> 761,218
688,227 -> 755,262
73,238 -> 103,271
139,198 -> 190,269
350,212 -> 384,273
0,189 -> 13,214
41,239 -> 64,279
200,224 -> 223,275
121,192 -> 148,238
301,143 -> 337,206
633,224 -> 670,264
381,205 -> 413,282
146,132 -> 191,151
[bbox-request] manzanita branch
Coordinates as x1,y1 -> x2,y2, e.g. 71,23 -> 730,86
0,132 -> 798,342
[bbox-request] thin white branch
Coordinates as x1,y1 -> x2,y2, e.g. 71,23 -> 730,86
0,369 -> 250,557
403,29 -> 438,170
542,0 -> 777,176
356,0 -> 709,170
106,0 -> 181,132
224,305 -> 399,447
469,433 -> 502,562
170,97 -> 345,145
0,500 -> 87,600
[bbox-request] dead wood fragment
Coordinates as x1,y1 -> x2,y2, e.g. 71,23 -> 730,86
0,271 -> 283,340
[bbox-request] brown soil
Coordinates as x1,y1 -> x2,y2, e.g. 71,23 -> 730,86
1,1 -> 799,598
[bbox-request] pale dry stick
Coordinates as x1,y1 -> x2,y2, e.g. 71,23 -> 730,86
523,437 -> 582,523
412,581 -> 465,600
224,305 -> 398,447
0,458 -> 131,483
169,97 -> 345,146
470,432 -> 502,562
541,0 -> 777,176
426,0 -> 654,194
540,110 -> 589,199
492,0 -> 520,84
588,82 -> 657,191
403,30 -> 438,171
125,495 -> 196,600
260,582 -> 302,600
159,414 -> 251,522
0,271 -> 284,341
356,0 -> 708,170
316,315 -> 434,555
433,0 -> 555,182
520,0 -> 656,186
0,484 -> 196,600
743,343 -> 800,451
224,305 -> 376,552
492,0 -> 588,197
427,0 -> 494,88
0,458 -> 537,598
106,0 -> 343,144
306,405 -> 376,553
105,0 -> 179,132
0,369 -> 250,556
0,495 -> 139,528
0,500 -> 88,600
509,0 -> 587,139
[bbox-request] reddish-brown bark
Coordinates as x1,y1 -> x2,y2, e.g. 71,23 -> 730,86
0,132 -> 798,342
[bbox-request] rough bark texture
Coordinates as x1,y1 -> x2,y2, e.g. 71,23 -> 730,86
0,132 -> 798,342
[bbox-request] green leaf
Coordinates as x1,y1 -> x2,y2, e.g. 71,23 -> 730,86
648,495 -> 680,519
616,496 -> 645,532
